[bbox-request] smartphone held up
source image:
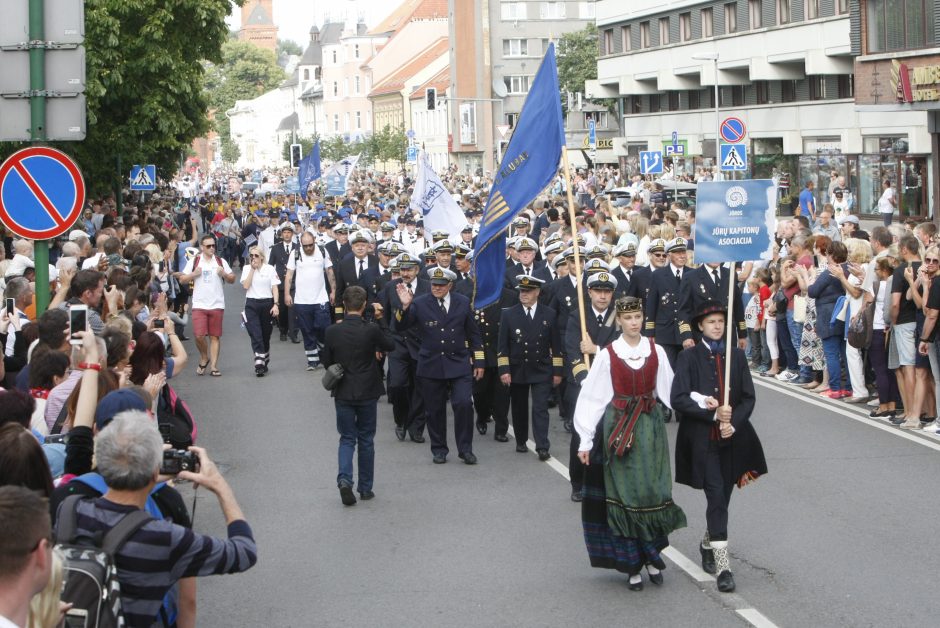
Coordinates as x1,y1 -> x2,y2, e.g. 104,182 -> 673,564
69,305 -> 88,345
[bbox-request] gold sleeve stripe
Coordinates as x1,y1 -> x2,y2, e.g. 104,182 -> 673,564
497,357 -> 510,366
474,351 -> 485,360
552,357 -> 564,366
678,324 -> 692,332
645,322 -> 655,329
572,363 -> 588,375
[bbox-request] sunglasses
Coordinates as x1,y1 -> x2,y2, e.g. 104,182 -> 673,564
651,253 -> 667,258
203,244 -> 216,248
249,254 -> 262,259
926,258 -> 940,264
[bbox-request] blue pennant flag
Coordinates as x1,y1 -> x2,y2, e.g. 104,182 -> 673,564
298,141 -> 322,200
472,44 -> 565,309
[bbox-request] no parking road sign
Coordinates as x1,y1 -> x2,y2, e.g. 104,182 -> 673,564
0,147 -> 85,240
719,117 -> 747,144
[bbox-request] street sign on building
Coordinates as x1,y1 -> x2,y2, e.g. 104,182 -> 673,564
720,143 -> 748,171
665,144 -> 685,156
640,150 -> 664,175
719,117 -> 747,144
0,146 -> 85,239
588,119 -> 596,149
407,146 -> 418,163
129,165 -> 156,191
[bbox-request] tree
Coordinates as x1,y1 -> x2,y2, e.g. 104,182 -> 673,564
370,124 -> 408,171
281,136 -> 318,162
203,39 -> 286,147
220,137 -> 241,165
556,25 -> 614,114
277,39 -> 303,58
0,0 -> 237,196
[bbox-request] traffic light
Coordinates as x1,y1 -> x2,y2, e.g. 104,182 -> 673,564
290,143 -> 302,168
426,88 -> 436,111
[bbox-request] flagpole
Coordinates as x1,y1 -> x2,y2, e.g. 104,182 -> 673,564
723,266 -> 735,411
561,146 -> 591,368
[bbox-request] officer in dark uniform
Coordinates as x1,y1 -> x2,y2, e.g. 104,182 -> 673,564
505,237 -> 545,283
565,271 -> 619,501
395,267 -> 485,465
453,243 -> 472,282
644,237 -> 690,368
610,242 -> 638,298
432,239 -> 457,272
324,222 -> 351,266
677,262 -> 747,350
267,222 -> 300,342
535,241 -> 564,287
333,230 -> 380,321
626,238 -> 666,301
383,253 -> 429,442
498,275 -> 563,460
373,241 -> 403,298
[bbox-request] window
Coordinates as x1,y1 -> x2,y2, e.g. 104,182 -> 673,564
732,85 -> 745,107
777,0 -> 790,25
585,111 -> 609,127
837,0 -> 849,14
680,13 -> 692,41
504,75 -> 531,94
781,80 -> 797,103
354,76 -> 360,94
503,38 -> 528,57
640,22 -> 651,48
867,0 -> 936,52
355,111 -> 361,128
838,74 -> 854,99
649,94 -> 662,112
756,81 -> 769,104
539,2 -> 566,19
332,50 -> 337,63
659,17 -> 670,45
333,114 -> 339,131
540,38 -> 551,54
749,0 -> 762,28
603,29 -> 613,54
621,25 -> 631,51
724,3 -> 737,33
332,82 -> 338,97
668,92 -> 680,111
808,76 -> 824,100
501,2 -> 526,20
702,8 -> 714,37
689,90 -> 701,109
805,0 -> 819,20
507,112 -> 519,128
579,2 -> 595,19
354,44 -> 360,59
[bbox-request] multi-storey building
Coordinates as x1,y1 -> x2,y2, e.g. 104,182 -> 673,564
320,20 -> 386,140
590,0 -> 934,218
238,0 -> 278,53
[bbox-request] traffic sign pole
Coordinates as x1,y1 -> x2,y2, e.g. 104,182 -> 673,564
30,0 -> 49,314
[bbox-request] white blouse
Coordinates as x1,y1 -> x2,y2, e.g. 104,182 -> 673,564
241,264 -> 281,300
573,337 -> 674,452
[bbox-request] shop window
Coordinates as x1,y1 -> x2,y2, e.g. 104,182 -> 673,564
867,0 -> 936,53
702,8 -> 714,37
864,136 -> 910,154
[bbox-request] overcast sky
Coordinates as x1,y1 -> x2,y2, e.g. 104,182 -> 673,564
227,0 -> 396,47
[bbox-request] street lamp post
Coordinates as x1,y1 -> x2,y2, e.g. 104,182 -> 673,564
693,53 -> 720,180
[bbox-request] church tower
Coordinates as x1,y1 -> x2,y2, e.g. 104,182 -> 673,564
238,0 -> 278,53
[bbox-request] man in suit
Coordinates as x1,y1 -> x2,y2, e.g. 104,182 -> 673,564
333,230 -> 380,321
644,237 -> 690,368
677,262 -> 747,350
321,286 -> 396,506
505,237 -> 545,286
498,275 -> 563,460
565,272 -> 619,501
395,267 -> 485,465
610,242 -> 638,298
382,253 -> 430,442
324,223 -> 351,266
432,239 -> 457,272
453,243 -> 472,282
267,222 -> 300,342
626,238 -> 666,301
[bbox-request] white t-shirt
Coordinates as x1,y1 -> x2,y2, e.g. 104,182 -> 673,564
287,246 -> 333,305
878,187 -> 896,214
241,264 -> 280,300
182,254 -> 231,310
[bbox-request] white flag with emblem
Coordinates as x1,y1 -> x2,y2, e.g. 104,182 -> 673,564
409,150 -> 465,244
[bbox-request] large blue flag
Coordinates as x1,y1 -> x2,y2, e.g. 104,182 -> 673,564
472,44 -> 564,308
298,141 -> 321,200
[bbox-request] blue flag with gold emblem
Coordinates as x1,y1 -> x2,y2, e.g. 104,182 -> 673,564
472,44 -> 565,309
298,140 -> 321,200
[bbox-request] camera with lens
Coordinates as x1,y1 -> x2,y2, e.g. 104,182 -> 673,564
160,449 -> 199,475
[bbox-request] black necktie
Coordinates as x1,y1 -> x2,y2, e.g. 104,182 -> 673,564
525,266 -> 531,275
712,269 -> 720,285
407,284 -> 414,295
439,298 -> 446,313
596,314 -> 604,326
676,269 -> 681,280
358,260 -> 365,278
626,269 -> 632,280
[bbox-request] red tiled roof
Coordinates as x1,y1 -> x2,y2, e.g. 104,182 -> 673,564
370,0 -> 448,35
408,66 -> 449,100
368,38 -> 449,98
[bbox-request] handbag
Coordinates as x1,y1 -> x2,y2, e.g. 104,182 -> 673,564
321,363 -> 345,391
848,280 -> 879,349
792,294 -> 808,323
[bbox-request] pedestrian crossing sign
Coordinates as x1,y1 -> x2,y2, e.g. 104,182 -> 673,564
130,165 -> 157,191
719,143 -> 747,172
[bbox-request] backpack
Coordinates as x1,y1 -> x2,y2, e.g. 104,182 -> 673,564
56,495 -> 153,628
156,384 -> 197,449
192,253 -> 223,271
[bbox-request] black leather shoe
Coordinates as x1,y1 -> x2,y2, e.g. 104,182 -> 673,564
563,419 -> 573,433
700,545 -> 716,575
458,452 -> 477,465
359,491 -> 375,501
570,488 -> 583,502
255,365 -> 265,377
338,484 -> 357,506
432,453 -> 447,464
177,334 -> 190,341
290,336 -> 301,344
409,431 -> 426,444
279,332 -> 288,342
394,426 -> 406,441
646,567 -> 664,585
494,433 -> 509,442
476,421 -> 488,435
717,570 -> 736,593
516,444 -> 528,453
628,578 -> 643,591
537,449 -> 551,461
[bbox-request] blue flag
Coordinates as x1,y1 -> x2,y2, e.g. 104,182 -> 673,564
298,141 -> 321,200
472,44 -> 564,309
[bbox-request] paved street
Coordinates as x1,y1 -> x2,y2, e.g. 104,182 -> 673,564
171,286 -> 940,628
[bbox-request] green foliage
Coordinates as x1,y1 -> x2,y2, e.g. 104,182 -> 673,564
0,0 -> 239,196
281,136 -> 318,162
277,39 -> 303,57
556,25 -> 614,114
220,137 -> 241,165
204,39 -> 287,142
370,124 -> 409,171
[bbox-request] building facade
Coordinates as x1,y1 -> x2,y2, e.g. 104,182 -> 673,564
239,0 -> 278,53
410,67 -> 451,171
590,0 -> 935,218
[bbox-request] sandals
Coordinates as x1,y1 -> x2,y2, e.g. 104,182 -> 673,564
196,362 -> 209,376
210,369 -> 222,377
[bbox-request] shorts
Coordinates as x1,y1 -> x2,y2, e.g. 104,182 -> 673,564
192,308 -> 224,337
894,322 -> 916,367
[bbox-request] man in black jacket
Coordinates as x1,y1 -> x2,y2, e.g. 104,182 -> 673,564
332,230 -> 380,321
321,286 -> 396,506
267,223 -> 299,342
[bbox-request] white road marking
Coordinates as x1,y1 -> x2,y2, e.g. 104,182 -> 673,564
752,378 -> 940,453
507,427 -> 779,628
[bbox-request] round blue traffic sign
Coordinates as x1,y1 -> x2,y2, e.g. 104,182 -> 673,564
720,117 -> 746,144
0,147 -> 85,240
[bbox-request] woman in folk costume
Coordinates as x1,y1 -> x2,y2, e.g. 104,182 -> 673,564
574,296 -> 687,591
671,301 -> 768,594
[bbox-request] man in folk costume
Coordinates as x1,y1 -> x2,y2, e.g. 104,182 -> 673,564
670,301 -> 768,593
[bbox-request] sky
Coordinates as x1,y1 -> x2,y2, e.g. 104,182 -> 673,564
226,0 -> 397,48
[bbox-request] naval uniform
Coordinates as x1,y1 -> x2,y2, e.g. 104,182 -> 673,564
384,277 -> 431,438
644,264 -> 687,367
497,302 -> 563,451
625,264 -> 653,301
676,266 -> 747,346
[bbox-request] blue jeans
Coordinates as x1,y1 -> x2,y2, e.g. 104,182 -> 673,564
294,303 -> 332,364
821,335 -> 847,392
335,399 -> 378,493
775,316 -> 798,371
786,310 -> 813,379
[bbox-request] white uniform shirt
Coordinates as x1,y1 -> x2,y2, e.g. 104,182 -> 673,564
182,254 -> 231,310
258,226 -> 277,260
241,264 -> 280,300
287,246 -> 333,305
